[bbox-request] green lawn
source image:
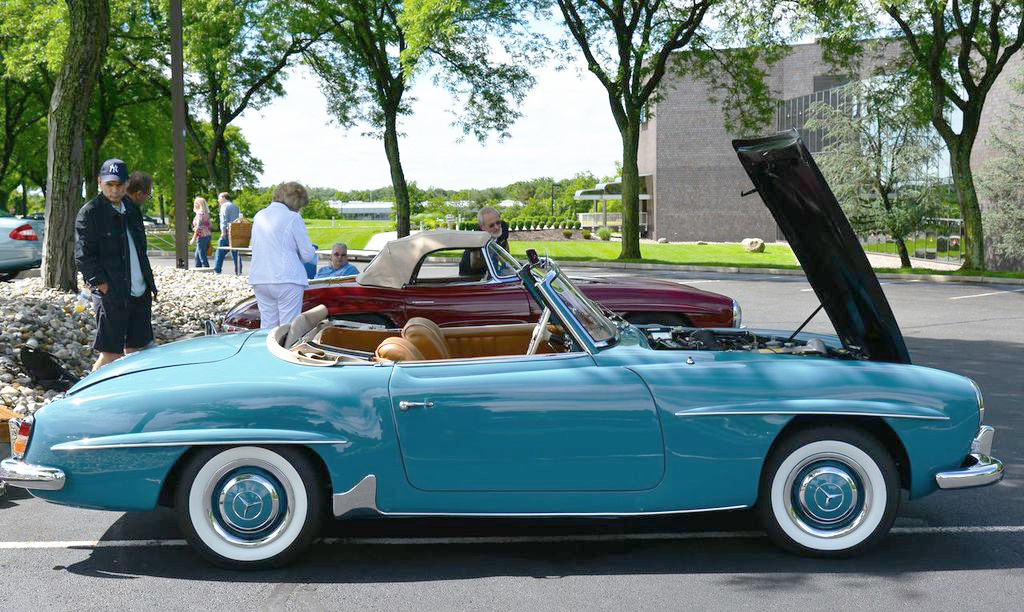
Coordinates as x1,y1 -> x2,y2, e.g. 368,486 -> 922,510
510,241 -> 801,268
146,219 -> 393,251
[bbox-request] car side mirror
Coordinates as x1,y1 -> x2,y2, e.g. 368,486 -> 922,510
526,249 -> 539,265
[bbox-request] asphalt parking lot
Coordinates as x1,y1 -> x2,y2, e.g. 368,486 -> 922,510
1,268 -> 1022,610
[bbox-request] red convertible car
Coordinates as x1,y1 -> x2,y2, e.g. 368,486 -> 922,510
221,231 -> 740,331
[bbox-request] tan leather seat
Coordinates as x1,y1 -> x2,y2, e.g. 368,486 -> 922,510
401,317 -> 450,360
374,337 -> 425,362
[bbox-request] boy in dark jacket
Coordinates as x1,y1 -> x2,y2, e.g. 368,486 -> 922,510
75,159 -> 158,371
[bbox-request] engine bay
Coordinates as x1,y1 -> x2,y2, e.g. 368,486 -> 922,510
642,326 -> 865,360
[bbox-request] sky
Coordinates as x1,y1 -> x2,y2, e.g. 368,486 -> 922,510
234,61 -> 624,192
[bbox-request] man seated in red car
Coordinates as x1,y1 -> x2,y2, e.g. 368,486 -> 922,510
459,207 -> 510,276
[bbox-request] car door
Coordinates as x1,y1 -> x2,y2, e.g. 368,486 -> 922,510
389,353 -> 666,492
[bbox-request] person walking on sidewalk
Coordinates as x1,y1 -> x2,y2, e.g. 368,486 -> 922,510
74,158 -> 158,371
190,196 -> 212,267
213,191 -> 241,274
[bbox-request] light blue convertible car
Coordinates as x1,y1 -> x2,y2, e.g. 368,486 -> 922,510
2,133 -> 1003,568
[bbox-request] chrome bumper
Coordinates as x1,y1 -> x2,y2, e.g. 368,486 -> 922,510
935,425 -> 1005,490
0,457 -> 66,490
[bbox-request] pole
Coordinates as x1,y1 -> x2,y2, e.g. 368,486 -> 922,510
170,0 -> 189,269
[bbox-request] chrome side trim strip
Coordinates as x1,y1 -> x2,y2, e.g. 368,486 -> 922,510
52,439 -> 349,451
379,505 -> 749,518
673,410 -> 949,420
330,474 -> 748,517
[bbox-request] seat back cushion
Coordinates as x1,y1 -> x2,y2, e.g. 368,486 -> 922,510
374,337 -> 425,362
402,317 -> 451,360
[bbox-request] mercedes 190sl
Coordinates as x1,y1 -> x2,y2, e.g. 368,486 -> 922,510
1,132 -> 1003,569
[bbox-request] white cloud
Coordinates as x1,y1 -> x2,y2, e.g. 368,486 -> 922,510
235,61 -> 622,191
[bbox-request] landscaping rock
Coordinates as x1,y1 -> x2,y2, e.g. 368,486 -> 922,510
741,238 -> 765,253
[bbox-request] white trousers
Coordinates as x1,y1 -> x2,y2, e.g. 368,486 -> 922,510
252,283 -> 305,329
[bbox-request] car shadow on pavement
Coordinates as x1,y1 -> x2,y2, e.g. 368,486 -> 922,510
58,506 -> 1024,582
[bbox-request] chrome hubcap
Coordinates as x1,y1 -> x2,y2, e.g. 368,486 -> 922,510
785,454 -> 870,538
203,461 -> 293,547
218,474 -> 281,533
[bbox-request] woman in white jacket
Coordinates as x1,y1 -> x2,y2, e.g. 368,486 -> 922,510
247,182 -> 317,328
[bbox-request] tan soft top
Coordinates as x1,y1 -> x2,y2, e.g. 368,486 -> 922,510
356,230 -> 492,289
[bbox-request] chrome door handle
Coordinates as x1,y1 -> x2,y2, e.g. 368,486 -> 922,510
409,300 -> 435,304
399,400 -> 434,411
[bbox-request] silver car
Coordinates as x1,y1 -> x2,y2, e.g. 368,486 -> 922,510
0,211 -> 44,281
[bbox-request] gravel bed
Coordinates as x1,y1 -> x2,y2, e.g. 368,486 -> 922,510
0,268 -> 253,417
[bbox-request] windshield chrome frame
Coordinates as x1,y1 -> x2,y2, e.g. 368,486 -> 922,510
483,241 -> 522,283
533,265 -> 619,354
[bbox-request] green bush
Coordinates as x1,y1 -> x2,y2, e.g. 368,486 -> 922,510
598,227 -> 612,241
573,221 -> 581,229
582,229 -> 592,239
563,229 -> 573,238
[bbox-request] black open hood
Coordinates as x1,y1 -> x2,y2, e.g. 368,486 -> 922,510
733,131 -> 910,364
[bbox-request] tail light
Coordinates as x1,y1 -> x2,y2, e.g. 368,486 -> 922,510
11,416 -> 33,459
9,223 -> 38,241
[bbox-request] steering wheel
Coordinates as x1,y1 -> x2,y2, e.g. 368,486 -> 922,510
527,307 -> 552,355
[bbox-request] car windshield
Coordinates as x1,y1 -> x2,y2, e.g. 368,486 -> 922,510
530,260 -> 618,344
485,241 -> 521,279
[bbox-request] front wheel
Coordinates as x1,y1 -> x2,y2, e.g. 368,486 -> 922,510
175,446 -> 324,569
757,427 -> 899,557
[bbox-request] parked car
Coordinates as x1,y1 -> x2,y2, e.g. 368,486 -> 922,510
0,211 -> 44,281
1,132 -> 1002,569
221,230 -> 741,331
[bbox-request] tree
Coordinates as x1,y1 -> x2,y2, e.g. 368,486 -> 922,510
44,0 -> 110,291
183,0 -> 318,192
532,1 -> 790,259
0,71 -> 48,212
805,78 -> 944,268
549,0 -> 713,258
979,76 -> 1024,266
812,1 -> 1024,270
300,0 -> 542,238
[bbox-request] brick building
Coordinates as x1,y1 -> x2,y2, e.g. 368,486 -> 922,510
638,41 -> 1023,265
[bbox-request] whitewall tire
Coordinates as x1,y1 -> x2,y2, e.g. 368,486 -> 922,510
757,427 -> 899,557
175,446 -> 324,569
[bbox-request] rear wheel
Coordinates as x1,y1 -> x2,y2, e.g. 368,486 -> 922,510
175,446 -> 324,569
757,427 -> 899,557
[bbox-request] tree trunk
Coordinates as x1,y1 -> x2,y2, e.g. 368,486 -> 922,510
618,116 -> 642,260
43,0 -> 110,292
384,112 -> 410,238
949,144 -> 985,270
895,238 -> 912,269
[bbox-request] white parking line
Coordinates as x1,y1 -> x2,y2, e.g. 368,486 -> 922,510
1,525 -> 1021,550
950,288 -> 1024,300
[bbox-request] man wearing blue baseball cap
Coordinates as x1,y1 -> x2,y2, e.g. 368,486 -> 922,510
74,158 -> 158,371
